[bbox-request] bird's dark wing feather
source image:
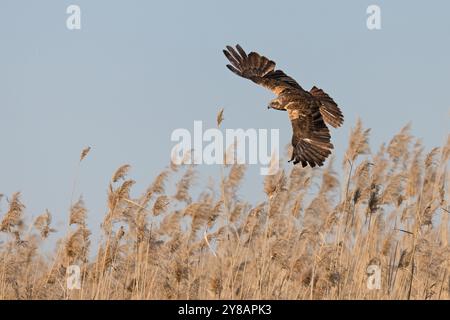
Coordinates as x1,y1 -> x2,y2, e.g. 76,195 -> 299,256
224,45 -> 302,95
310,86 -> 344,128
288,101 -> 333,167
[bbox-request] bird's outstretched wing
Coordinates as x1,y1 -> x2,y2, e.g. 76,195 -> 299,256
310,86 -> 344,128
288,102 -> 333,167
223,45 -> 302,95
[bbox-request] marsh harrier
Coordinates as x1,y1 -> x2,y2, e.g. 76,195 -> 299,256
224,45 -> 343,167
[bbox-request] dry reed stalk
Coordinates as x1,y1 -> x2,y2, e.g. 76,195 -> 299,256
0,120 -> 448,300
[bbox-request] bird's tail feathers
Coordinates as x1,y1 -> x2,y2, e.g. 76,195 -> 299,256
310,86 -> 344,128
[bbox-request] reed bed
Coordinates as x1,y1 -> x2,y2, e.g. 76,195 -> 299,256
0,119 -> 449,300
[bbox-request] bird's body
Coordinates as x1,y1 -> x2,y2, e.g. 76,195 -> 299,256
223,45 -> 344,167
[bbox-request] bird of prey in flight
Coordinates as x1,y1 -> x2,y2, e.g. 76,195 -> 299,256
223,45 -> 344,168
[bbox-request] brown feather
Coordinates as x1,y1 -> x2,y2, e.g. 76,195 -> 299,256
310,86 -> 344,128
223,44 -> 302,94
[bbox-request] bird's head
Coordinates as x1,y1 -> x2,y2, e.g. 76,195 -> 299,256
267,98 -> 285,111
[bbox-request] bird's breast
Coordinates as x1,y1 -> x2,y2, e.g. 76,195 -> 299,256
287,109 -> 300,120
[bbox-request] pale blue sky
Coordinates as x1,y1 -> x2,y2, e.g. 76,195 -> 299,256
0,1 -> 449,235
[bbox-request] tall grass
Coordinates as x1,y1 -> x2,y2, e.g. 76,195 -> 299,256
0,120 -> 449,300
